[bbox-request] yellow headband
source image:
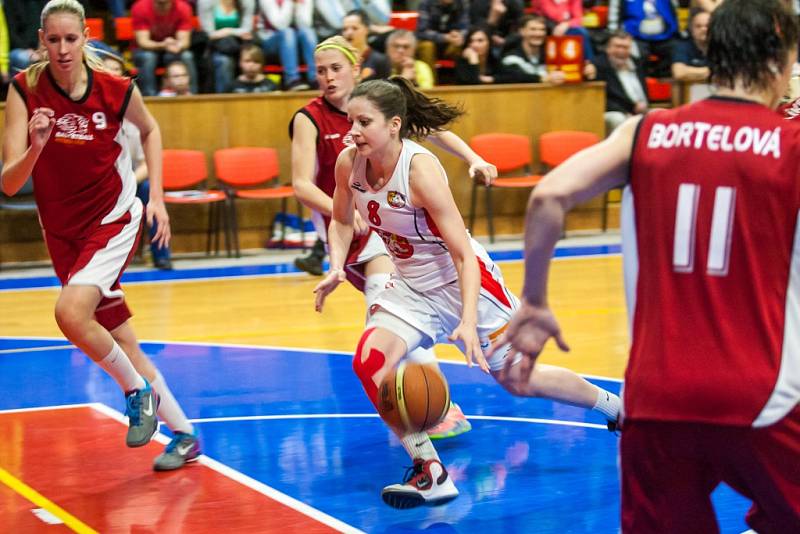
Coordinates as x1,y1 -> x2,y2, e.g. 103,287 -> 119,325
314,44 -> 358,65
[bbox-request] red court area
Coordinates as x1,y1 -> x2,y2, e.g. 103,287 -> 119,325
0,406 -> 342,533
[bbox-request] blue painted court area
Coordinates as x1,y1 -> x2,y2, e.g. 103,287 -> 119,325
0,338 -> 751,533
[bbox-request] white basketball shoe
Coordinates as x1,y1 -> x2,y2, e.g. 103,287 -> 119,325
381,458 -> 459,509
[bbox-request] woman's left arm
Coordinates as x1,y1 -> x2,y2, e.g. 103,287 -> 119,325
124,85 -> 170,248
410,154 -> 488,372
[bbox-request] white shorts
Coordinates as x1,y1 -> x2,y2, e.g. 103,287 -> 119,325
367,272 -> 520,372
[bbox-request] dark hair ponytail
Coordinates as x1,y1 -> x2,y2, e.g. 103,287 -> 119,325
350,76 -> 465,140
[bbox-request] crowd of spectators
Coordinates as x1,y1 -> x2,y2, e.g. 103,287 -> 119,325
0,0 -> 742,124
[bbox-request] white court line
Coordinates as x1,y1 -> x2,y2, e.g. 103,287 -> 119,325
0,403 -> 364,534
0,336 -> 625,383
0,344 -> 76,355
185,413 -> 609,430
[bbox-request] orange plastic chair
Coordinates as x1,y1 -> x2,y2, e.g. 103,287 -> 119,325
161,149 -> 233,256
114,17 -> 134,43
213,147 -> 303,257
85,18 -> 105,42
389,11 -> 419,31
538,130 -> 601,168
468,133 -> 543,243
646,77 -> 672,102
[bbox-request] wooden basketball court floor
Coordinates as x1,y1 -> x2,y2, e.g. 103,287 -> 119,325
0,240 -> 753,533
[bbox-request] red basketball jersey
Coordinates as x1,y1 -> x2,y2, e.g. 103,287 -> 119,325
624,97 -> 800,427
12,69 -> 136,240
291,96 -> 352,202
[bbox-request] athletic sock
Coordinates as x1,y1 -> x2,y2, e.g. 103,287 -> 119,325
593,386 -> 621,422
151,370 -> 194,435
401,432 -> 440,461
97,341 -> 146,393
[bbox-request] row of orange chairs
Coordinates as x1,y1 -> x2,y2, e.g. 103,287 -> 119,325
160,130 -> 605,258
161,147 -> 300,258
467,130 -> 601,243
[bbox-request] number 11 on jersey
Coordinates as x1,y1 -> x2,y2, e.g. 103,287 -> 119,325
673,183 -> 737,276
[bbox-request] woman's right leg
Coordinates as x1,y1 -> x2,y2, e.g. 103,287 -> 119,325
355,311 -> 459,508
54,286 -> 157,446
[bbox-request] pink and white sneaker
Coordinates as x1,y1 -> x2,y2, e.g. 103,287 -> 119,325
426,402 -> 472,440
381,458 -> 459,509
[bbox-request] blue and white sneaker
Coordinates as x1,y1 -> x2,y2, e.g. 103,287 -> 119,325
125,380 -> 159,447
153,431 -> 201,471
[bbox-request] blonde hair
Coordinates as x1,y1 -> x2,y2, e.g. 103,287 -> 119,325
314,36 -> 360,66
25,0 -> 107,90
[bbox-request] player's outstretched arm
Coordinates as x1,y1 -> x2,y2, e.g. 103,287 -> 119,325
490,116 -> 639,381
425,130 -> 497,185
290,112 -> 336,215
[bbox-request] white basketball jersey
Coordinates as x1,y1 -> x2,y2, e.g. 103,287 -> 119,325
350,139 -> 488,292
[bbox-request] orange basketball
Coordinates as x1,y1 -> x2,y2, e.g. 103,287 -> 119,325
378,362 -> 450,434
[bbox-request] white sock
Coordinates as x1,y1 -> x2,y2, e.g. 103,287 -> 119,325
406,345 -> 437,364
97,341 -> 146,393
400,432 -> 440,461
593,386 -> 621,422
151,370 -> 194,435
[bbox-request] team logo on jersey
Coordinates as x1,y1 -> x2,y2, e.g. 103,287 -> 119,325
343,133 -> 355,147
387,191 -> 406,209
351,181 -> 366,192
55,113 -> 94,143
785,98 -> 800,120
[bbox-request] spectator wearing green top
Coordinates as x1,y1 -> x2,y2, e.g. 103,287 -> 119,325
198,0 -> 256,93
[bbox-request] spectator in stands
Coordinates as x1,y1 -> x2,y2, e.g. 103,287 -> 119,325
230,42 -> 277,92
131,0 -> 198,96
608,0 -> 679,78
315,0 -> 392,43
198,0 -> 255,93
592,30 -> 648,134
455,25 -> 500,84
416,0 -> 469,69
102,53 -> 174,270
257,0 -> 317,91
498,14 -> 566,84
386,29 -> 434,88
342,9 -> 390,80
469,0 -> 523,50
6,0 -> 48,74
158,59 -> 194,95
671,7 -> 710,82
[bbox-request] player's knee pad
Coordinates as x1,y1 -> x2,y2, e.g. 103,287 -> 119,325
353,327 -> 385,406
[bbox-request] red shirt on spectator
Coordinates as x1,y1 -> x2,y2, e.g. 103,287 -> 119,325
131,0 -> 193,43
530,0 -> 584,27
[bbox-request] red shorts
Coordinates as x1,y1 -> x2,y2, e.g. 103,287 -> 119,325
620,406 -> 800,534
44,202 -> 143,331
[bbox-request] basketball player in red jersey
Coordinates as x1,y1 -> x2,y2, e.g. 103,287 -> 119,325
290,35 -> 500,440
1,0 -> 199,471
496,0 -> 800,530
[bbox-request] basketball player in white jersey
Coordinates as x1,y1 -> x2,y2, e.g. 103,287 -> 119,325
313,77 -> 622,509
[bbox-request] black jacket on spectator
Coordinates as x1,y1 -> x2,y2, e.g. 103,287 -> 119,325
469,0 -> 525,39
497,42 -> 547,84
416,0 -> 470,45
6,0 -> 49,49
593,53 -> 647,114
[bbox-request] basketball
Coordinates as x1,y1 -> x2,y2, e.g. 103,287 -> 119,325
378,362 -> 450,434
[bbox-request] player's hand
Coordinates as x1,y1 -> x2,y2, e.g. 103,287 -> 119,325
353,210 -> 370,236
469,159 -> 497,185
29,107 -> 55,151
449,321 -> 489,373
489,300 -> 569,382
147,198 -> 171,249
313,268 -> 346,312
